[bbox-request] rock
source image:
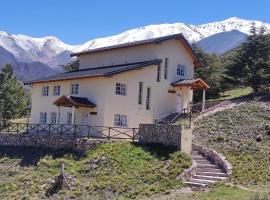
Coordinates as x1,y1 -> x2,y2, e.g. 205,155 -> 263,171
256,134 -> 262,142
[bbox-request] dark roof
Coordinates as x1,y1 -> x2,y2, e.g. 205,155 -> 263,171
53,95 -> 96,108
70,33 -> 203,68
24,59 -> 162,84
171,78 -> 210,89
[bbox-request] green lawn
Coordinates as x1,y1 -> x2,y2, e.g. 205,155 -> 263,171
193,101 -> 270,188
208,87 -> 253,101
0,142 -> 191,199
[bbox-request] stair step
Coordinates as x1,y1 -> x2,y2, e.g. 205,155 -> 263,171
197,164 -> 220,169
196,160 -> 213,164
192,157 -> 207,160
193,175 -> 227,181
196,171 -> 228,177
189,178 -> 217,184
192,151 -> 201,155
185,181 -> 207,187
197,168 -> 225,173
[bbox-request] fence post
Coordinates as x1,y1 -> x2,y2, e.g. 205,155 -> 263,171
87,126 -> 90,139
60,124 -> 63,135
37,124 -> 39,134
26,123 -> 29,134
108,127 -> 111,140
7,123 -> 10,134
132,128 -> 135,141
16,123 -> 19,134
73,125 -> 77,137
48,124 -> 51,135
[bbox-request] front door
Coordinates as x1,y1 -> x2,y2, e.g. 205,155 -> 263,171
82,112 -> 90,126
176,93 -> 183,113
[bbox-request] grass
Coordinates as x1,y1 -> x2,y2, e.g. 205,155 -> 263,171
194,101 -> 270,186
209,87 -> 253,101
0,142 -> 191,199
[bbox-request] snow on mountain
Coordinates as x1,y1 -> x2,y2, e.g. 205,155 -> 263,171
1,17 -> 270,81
0,31 -> 76,69
74,17 -> 270,53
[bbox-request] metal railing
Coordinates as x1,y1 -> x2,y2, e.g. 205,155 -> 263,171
0,123 -> 139,141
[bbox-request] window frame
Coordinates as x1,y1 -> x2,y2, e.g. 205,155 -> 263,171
157,64 -> 161,82
177,65 -> 185,77
50,112 -> 57,124
146,87 -> 151,110
67,112 -> 73,124
115,83 -> 127,96
164,58 -> 168,79
138,82 -> 143,105
114,114 -> 128,127
53,85 -> 61,96
70,83 -> 79,95
40,112 -> 47,124
42,86 -> 49,96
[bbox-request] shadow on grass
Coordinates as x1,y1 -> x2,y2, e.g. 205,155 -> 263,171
132,142 -> 178,160
0,145 -> 85,167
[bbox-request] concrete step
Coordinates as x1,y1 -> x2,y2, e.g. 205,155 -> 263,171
196,160 -> 213,164
192,157 -> 207,160
197,164 -> 220,169
189,178 -> 217,185
192,151 -> 201,155
185,181 -> 207,187
193,175 -> 227,181
196,171 -> 228,177
197,167 -> 225,173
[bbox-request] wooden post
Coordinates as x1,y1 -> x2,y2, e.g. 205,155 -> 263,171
202,89 -> 206,111
26,110 -> 30,124
57,106 -> 61,124
71,106 -> 75,124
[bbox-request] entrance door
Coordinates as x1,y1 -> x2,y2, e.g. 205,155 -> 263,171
81,112 -> 90,136
176,93 -> 183,113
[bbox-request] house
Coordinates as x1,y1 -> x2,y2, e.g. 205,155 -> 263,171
25,34 -> 209,130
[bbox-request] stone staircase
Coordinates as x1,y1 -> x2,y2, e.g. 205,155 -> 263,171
186,150 -> 228,187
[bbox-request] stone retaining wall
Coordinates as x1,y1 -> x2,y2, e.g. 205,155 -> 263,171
138,124 -> 192,154
193,144 -> 232,175
0,133 -> 107,152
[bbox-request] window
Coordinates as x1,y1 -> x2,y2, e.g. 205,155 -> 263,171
71,83 -> 79,95
164,58 -> 168,79
114,114 -> 128,127
53,85 -> 61,96
42,86 -> 49,96
146,87 -> 151,110
67,112 -> 73,124
157,64 -> 161,82
115,83 -> 127,95
177,65 -> 185,76
40,112 -> 47,124
138,82 -> 143,104
50,112 -> 57,124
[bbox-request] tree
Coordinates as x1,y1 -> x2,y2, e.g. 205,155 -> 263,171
0,64 -> 28,124
62,59 -> 79,72
224,25 -> 270,94
192,45 -> 224,101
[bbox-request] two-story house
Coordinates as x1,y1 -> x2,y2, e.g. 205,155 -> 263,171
25,34 -> 209,129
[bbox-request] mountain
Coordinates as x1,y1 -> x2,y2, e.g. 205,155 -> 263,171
73,17 -> 270,53
1,17 -> 270,81
196,30 -> 248,55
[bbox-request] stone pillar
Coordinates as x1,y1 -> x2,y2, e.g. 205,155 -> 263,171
72,106 -> 75,124
202,89 -> 206,111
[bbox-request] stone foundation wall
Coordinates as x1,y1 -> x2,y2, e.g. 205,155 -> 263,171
138,124 -> 182,148
0,133 -> 107,152
193,144 -> 232,175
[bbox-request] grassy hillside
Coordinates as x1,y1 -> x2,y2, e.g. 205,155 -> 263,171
0,142 -> 191,199
193,101 -> 270,186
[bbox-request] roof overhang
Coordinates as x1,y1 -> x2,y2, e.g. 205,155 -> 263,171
53,95 -> 96,108
171,78 -> 210,89
70,34 -> 203,68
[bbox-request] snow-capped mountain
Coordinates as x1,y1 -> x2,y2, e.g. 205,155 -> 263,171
74,17 -> 270,52
0,17 -> 270,80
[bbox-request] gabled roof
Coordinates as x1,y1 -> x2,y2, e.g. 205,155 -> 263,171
71,33 -> 203,68
53,95 -> 96,108
171,78 -> 210,89
24,59 -> 162,84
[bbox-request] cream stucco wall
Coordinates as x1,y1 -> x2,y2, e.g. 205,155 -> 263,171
30,39 -> 195,129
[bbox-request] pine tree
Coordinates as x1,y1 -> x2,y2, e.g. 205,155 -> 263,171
0,64 -> 28,125
224,25 -> 270,94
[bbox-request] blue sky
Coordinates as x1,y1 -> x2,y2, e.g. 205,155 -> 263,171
1,0 -> 270,45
